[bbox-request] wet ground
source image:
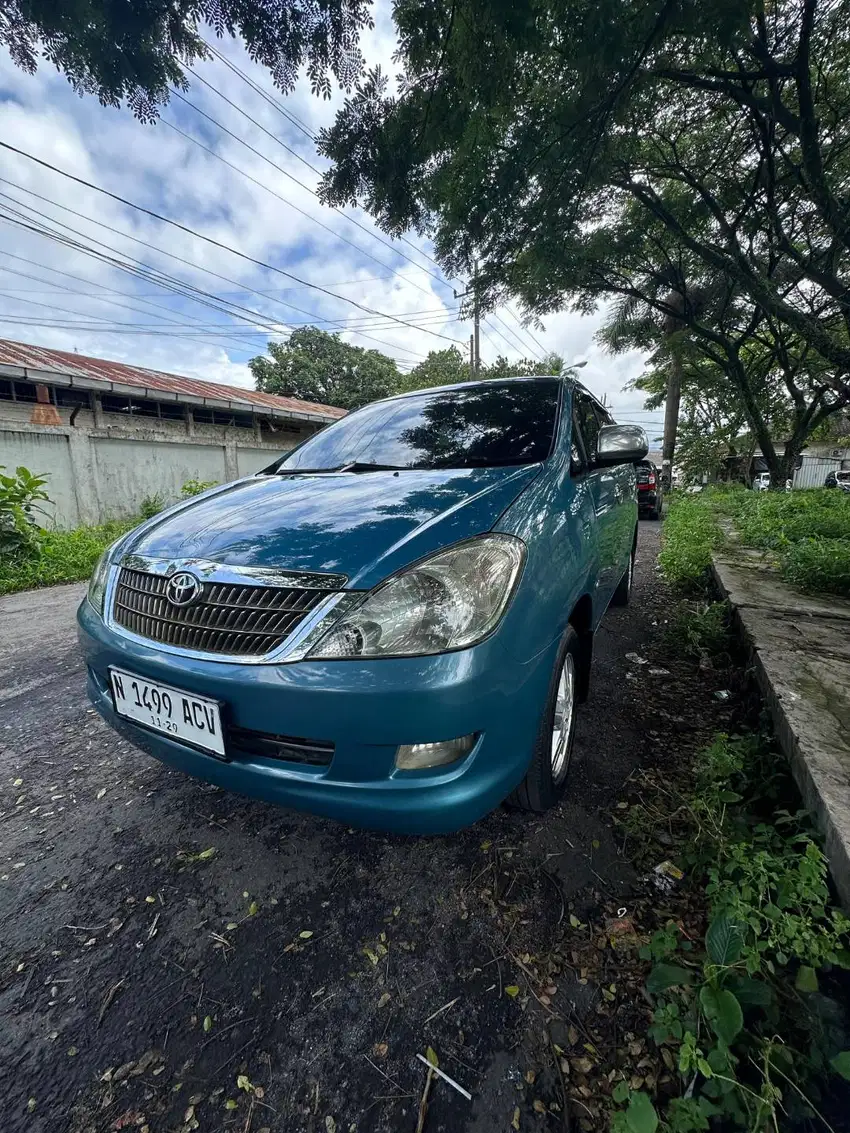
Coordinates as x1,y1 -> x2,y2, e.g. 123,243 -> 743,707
0,523 -> 740,1133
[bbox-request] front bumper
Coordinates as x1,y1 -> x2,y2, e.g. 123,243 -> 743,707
77,598 -> 557,834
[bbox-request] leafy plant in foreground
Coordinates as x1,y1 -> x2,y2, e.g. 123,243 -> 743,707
0,465 -> 49,557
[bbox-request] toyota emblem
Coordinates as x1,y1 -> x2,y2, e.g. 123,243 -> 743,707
166,571 -> 202,607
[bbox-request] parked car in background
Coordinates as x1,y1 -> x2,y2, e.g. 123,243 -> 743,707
753,471 -> 771,491
78,377 -> 647,833
825,470 -> 850,492
636,460 -> 663,519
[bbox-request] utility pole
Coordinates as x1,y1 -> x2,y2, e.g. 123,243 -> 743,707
661,339 -> 683,491
472,258 -> 480,376
454,260 -> 481,377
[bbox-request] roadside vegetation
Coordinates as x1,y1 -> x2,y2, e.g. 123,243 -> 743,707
0,467 -> 216,596
611,727 -> 850,1133
660,488 -> 850,599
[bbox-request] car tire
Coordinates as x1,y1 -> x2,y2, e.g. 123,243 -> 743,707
508,626 -> 582,813
610,541 -> 635,607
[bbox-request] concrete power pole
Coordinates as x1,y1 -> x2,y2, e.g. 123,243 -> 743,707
661,338 -> 683,490
472,258 -> 480,376
455,261 -> 481,377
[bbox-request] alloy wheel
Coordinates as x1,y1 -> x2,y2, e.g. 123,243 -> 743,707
550,653 -> 576,784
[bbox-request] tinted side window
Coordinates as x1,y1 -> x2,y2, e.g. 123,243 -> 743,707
573,392 -> 601,463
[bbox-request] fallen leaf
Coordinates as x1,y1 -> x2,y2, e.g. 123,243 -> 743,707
377,992 -> 391,1008
372,1043 -> 388,1059
299,930 -> 314,940
197,847 -> 215,860
325,1119 -> 336,1133
97,788 -> 107,800
524,1070 -> 536,1085
224,1100 -> 238,1111
248,901 -> 259,916
425,1046 -> 439,1068
67,1046 -> 78,1057
512,1107 -> 521,1130
203,1016 -> 212,1033
533,1100 -> 546,1114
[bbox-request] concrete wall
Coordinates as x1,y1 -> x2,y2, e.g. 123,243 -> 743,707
0,415 -> 312,528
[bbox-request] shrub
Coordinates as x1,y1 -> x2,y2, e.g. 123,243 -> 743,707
735,487 -> 850,550
667,601 -> 732,663
181,477 -> 218,497
139,492 -> 166,518
658,493 -> 723,592
781,536 -> 850,596
0,465 -> 50,557
0,518 -> 136,595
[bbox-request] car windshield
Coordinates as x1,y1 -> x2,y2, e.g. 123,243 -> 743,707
276,380 -> 561,472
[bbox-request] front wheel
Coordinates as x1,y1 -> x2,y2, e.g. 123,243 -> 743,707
508,626 -> 581,813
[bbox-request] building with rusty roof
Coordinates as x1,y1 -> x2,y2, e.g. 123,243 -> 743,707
0,338 -> 344,528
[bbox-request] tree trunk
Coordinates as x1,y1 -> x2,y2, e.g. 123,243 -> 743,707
661,337 -> 683,490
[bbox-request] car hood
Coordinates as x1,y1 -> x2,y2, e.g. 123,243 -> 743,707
129,465 -> 541,588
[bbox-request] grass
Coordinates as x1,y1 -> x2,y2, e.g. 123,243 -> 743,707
0,518 -> 136,595
657,492 -> 725,592
0,478 -> 218,597
660,486 -> 850,597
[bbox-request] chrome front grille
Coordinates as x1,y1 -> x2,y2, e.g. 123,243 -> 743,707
112,566 -> 340,657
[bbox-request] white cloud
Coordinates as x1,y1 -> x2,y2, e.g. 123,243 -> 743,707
0,8 -> 654,421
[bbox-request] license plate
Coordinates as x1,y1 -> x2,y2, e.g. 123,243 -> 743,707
109,668 -> 225,757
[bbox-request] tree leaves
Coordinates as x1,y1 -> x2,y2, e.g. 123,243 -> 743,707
830,1051 -> 850,1081
699,986 -> 743,1045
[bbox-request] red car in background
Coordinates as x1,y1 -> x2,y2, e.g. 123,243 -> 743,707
636,460 -> 664,519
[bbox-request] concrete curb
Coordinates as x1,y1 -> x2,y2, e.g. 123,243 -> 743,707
712,556 -> 850,910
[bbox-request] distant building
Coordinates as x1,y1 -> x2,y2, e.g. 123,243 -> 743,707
0,338 -> 345,528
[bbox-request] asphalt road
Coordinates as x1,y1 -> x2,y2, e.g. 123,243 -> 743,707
1,521 -> 718,1133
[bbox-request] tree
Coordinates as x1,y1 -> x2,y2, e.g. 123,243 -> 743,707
318,0 -> 850,482
250,326 -> 402,410
1,0 -> 371,119
401,345 -> 470,392
483,353 -> 563,381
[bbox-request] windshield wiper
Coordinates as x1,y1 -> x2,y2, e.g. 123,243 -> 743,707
336,461 -> 406,473
271,461 -> 406,475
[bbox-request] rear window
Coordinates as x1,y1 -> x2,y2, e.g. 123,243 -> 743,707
278,380 -> 561,471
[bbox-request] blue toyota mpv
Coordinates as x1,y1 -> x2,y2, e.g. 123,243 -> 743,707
78,377 -> 647,833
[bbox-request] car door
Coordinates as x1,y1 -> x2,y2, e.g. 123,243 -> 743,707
572,391 -> 632,612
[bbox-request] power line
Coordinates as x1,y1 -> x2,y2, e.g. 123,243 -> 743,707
0,255 -> 274,353
187,45 -> 553,364
0,183 -> 431,360
0,141 -> 465,346
161,113 -> 434,296
202,42 -> 463,285
173,78 -> 445,298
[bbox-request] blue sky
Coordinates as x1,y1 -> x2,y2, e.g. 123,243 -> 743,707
0,5 -> 663,434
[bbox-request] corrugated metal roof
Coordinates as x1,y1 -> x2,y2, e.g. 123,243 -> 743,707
0,337 -> 346,423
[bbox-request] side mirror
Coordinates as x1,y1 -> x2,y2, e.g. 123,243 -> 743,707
595,424 -> 649,466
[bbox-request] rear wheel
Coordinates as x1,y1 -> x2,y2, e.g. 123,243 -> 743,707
508,626 -> 581,813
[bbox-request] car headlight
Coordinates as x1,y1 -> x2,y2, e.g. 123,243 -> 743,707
87,548 -> 113,616
307,534 -> 525,659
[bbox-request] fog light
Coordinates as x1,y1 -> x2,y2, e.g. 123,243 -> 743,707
395,733 -> 477,771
